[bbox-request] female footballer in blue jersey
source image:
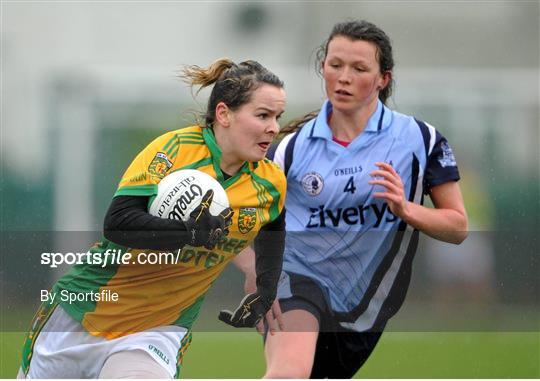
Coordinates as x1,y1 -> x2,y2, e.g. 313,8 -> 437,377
232,20 -> 468,378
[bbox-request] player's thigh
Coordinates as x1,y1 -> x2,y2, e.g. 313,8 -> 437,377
264,309 -> 319,379
99,350 -> 171,379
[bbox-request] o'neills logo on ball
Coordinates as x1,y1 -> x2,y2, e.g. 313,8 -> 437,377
158,185 -> 182,218
168,184 -> 203,220
156,176 -> 202,219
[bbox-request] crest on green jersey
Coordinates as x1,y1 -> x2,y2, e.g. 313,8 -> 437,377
148,152 -> 173,179
238,207 -> 257,234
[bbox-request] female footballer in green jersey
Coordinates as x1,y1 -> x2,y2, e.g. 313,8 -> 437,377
19,58 -> 287,378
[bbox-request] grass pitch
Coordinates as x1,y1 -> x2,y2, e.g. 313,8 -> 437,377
2,331 -> 538,378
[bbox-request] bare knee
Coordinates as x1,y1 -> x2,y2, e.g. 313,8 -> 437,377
264,340 -> 315,379
263,309 -> 319,379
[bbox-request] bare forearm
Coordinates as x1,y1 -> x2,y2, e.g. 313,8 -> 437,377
402,201 -> 468,244
370,165 -> 468,245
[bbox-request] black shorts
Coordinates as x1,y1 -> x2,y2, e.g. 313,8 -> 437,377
278,273 -> 382,379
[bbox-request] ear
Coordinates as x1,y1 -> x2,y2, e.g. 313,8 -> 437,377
215,102 -> 230,128
378,71 -> 391,91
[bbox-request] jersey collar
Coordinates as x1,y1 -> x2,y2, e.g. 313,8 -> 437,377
366,100 -> 390,133
309,100 -> 391,140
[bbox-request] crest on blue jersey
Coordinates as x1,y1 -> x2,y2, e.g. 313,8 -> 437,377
438,142 -> 457,168
301,172 -> 324,196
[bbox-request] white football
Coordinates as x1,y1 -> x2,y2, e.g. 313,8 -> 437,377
149,169 -> 229,221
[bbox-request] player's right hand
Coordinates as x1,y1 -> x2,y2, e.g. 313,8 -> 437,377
243,272 -> 284,335
185,190 -> 234,250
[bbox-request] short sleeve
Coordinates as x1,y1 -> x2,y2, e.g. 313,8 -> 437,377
266,161 -> 287,219
254,160 -> 287,226
114,131 -> 180,197
423,131 -> 460,193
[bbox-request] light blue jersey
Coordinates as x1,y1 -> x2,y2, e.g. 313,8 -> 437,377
270,100 -> 460,331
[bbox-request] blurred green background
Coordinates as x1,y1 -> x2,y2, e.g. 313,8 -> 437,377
2,1 -> 538,378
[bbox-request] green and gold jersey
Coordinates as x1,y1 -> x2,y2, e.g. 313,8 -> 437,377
54,126 -> 286,339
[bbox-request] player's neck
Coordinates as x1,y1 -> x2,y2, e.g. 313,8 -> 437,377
219,151 -> 243,176
220,161 -> 243,176
329,100 -> 378,141
213,126 -> 244,175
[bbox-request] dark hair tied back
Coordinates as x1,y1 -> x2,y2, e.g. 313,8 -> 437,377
180,58 -> 283,128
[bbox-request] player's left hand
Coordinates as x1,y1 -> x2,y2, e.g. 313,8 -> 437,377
218,292 -> 273,328
369,162 -> 411,220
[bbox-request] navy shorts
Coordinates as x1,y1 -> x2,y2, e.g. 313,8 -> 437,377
278,272 -> 382,379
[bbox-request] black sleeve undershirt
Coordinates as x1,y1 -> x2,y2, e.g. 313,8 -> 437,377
104,171 -> 239,250
253,210 -> 286,300
103,195 -> 190,251
103,194 -> 285,254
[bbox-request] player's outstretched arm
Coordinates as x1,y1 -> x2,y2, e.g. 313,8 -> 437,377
220,211 -> 285,328
231,246 -> 283,333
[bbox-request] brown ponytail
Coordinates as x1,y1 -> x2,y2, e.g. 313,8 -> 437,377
179,58 -> 284,128
180,58 -> 235,93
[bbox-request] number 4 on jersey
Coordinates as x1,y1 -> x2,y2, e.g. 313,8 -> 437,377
343,176 -> 356,194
